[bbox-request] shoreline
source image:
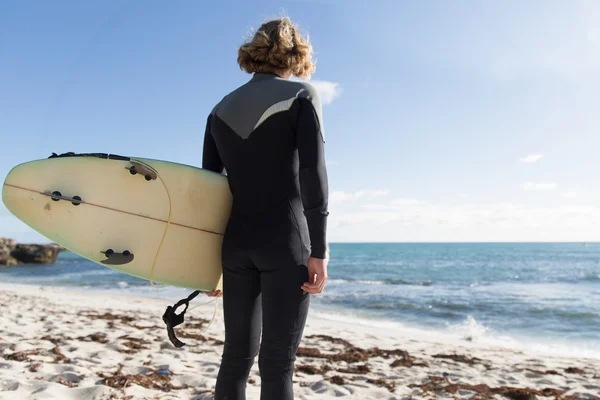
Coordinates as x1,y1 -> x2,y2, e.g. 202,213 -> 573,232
0,284 -> 599,399
1,281 -> 599,362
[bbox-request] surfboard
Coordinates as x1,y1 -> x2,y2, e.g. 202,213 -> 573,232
1,153 -> 232,291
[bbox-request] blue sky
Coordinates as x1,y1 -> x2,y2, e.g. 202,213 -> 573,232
2,0 -> 600,243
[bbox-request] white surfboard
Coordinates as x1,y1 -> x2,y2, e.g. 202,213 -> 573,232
2,153 -> 232,291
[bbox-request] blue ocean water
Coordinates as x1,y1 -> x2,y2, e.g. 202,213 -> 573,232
1,243 -> 599,356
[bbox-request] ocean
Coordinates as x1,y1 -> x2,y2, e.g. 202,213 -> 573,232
1,242 -> 599,358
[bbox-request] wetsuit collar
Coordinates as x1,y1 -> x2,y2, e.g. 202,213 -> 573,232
251,73 -> 283,82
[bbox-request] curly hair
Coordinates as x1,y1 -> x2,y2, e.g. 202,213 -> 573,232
237,18 -> 316,79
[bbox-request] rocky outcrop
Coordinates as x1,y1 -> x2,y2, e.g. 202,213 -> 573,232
0,238 -> 65,265
0,238 -> 18,265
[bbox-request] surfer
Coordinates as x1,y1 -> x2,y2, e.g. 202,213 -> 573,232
201,17 -> 329,400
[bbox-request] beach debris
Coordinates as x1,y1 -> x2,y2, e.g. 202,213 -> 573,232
56,375 -> 79,387
365,348 -> 413,359
98,364 -> 189,392
432,353 -> 491,369
329,375 -> 345,385
117,335 -> 150,354
175,331 -> 208,342
296,346 -> 369,363
296,335 -> 429,393
172,329 -> 224,347
298,334 -> 418,366
180,317 -> 209,330
306,334 -> 355,348
3,350 -> 32,362
367,377 -> 396,392
28,362 -> 42,372
524,368 -> 562,376
564,367 -> 585,375
40,334 -> 72,345
81,312 -> 135,324
296,364 -> 332,375
51,346 -> 70,363
391,356 -> 428,368
77,332 -> 109,343
55,373 -> 82,388
1,345 -> 70,364
297,362 -> 371,376
336,364 -> 371,374
296,347 -> 322,358
192,389 -> 214,396
131,324 -> 162,331
296,364 -> 321,375
407,375 -> 581,400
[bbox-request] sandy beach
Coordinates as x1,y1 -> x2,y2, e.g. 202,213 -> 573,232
0,284 -> 598,400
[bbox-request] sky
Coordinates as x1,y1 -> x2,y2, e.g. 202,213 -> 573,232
1,0 -> 600,243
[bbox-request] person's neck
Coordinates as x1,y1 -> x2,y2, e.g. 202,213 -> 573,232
258,71 -> 291,79
251,72 -> 290,82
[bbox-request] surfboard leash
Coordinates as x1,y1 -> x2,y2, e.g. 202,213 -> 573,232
161,292 -> 223,348
128,158 -> 222,347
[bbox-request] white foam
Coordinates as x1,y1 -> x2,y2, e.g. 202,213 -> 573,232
311,308 -> 600,360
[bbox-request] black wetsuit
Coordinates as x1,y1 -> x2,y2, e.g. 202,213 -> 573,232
202,73 -> 329,400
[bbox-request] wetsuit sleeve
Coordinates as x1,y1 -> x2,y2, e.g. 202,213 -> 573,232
202,114 -> 224,173
296,97 -> 329,259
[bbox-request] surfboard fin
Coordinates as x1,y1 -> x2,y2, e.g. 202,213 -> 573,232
44,191 -> 83,206
100,249 -> 134,265
127,161 -> 157,181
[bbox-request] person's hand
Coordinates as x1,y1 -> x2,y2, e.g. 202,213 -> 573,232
301,256 -> 328,294
201,290 -> 222,297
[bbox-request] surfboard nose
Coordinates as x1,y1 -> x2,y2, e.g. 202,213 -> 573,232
2,160 -> 38,218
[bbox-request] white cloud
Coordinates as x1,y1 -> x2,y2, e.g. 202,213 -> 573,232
330,189 -> 390,202
330,191 -> 354,202
355,189 -> 389,199
361,204 -> 390,211
520,182 -> 558,191
309,80 -> 342,105
564,191 -> 578,199
390,198 -> 424,206
328,200 -> 600,242
519,154 -> 544,163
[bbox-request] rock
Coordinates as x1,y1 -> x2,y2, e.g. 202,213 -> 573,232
11,244 -> 61,264
0,238 -> 18,265
0,238 -> 64,265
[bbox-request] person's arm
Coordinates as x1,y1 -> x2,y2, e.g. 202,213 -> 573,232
202,114 -> 224,173
296,96 -> 329,259
200,113 -> 224,297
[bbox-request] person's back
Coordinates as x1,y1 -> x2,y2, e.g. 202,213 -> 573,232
201,18 -> 330,400
206,75 -> 325,218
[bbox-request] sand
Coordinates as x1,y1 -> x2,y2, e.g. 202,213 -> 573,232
0,284 -> 598,400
